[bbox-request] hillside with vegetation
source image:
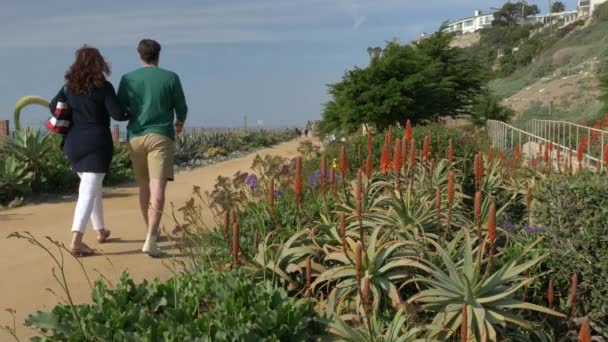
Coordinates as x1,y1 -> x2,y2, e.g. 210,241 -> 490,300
469,2 -> 608,125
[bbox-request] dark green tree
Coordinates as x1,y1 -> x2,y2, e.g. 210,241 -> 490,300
493,2 -> 541,26
551,1 -> 566,13
469,91 -> 515,126
319,33 -> 485,133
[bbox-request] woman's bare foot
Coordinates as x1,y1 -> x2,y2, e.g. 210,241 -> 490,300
70,231 -> 95,257
96,229 -> 111,243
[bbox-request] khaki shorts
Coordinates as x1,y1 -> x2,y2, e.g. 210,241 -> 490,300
128,133 -> 175,181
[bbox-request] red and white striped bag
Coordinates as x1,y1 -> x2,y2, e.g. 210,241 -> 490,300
45,86 -> 72,135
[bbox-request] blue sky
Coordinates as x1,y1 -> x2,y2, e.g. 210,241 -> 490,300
0,0 -> 577,128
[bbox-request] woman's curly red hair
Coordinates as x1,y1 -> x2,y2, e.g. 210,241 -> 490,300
65,45 -> 110,95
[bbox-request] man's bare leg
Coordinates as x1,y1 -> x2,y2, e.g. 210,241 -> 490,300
142,178 -> 167,256
138,179 -> 151,229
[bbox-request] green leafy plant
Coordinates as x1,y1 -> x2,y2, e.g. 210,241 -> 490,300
408,230 -> 565,340
0,156 -> 33,201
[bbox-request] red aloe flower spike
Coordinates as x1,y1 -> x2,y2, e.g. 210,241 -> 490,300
365,153 -> 373,179
515,145 -> 521,161
422,135 -> 430,160
409,139 -> 416,171
447,170 -> 455,228
394,138 -> 403,176
544,143 -> 550,164
461,304 -> 468,342
405,119 -> 413,140
429,158 -> 435,188
232,216 -> 240,265
435,189 -> 442,228
447,138 -> 454,163
340,213 -> 347,252
474,191 -> 482,242
401,135 -> 408,170
488,145 -> 494,163
380,141 -> 391,173
356,169 -> 363,241
223,210 -> 230,245
569,273 -> 578,317
305,256 -> 312,297
366,128 -> 372,154
488,203 -> 496,249
320,154 -> 327,193
295,156 -> 302,205
362,276 -> 371,314
579,316 -> 591,342
330,166 -> 337,198
548,279 -> 554,308
339,145 -> 347,179
269,177 -> 275,212
355,241 -> 363,290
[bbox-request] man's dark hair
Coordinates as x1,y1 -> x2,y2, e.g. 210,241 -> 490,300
137,39 -> 161,63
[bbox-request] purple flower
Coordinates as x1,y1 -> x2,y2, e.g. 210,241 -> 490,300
279,164 -> 290,174
274,189 -> 284,197
245,173 -> 258,190
524,225 -> 543,234
504,223 -> 517,231
308,170 -> 333,189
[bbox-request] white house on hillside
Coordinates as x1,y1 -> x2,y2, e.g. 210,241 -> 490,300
579,0 -> 608,15
443,10 -> 495,34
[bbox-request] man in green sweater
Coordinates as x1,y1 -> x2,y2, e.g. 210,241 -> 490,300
117,39 -> 188,257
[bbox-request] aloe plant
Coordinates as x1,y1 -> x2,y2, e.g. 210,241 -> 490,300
1,129 -> 52,181
0,156 -> 33,199
330,309 -> 427,342
407,229 -> 565,340
312,226 -> 430,315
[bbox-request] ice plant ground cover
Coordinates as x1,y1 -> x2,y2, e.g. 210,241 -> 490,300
11,122 -> 608,341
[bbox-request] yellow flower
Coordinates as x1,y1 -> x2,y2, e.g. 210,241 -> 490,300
331,159 -> 338,169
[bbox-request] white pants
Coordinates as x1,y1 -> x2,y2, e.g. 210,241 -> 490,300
71,172 -> 106,233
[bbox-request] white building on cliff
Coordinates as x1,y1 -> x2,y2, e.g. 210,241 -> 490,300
443,10 -> 495,34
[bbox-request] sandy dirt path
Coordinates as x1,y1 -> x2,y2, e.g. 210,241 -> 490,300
0,139 -> 303,340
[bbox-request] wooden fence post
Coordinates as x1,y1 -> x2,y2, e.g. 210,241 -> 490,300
112,124 -> 120,144
200,127 -> 205,136
0,120 -> 9,143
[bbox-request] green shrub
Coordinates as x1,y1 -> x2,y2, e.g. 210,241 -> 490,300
26,270 -> 324,341
531,173 -> 608,327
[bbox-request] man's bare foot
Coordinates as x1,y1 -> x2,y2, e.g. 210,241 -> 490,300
142,235 -> 163,258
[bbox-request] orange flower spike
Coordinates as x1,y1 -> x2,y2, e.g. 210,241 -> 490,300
380,141 -> 391,173
405,119 -> 413,140
393,138 -> 402,175
365,153 -> 373,179
474,191 -> 482,228
401,135 -> 408,172
515,145 -> 521,161
461,304 -> 468,342
320,154 -> 327,193
547,279 -> 554,308
570,273 -> 578,317
435,188 -> 442,227
366,128 -> 372,154
447,138 -> 454,163
488,145 -> 494,163
355,241 -> 363,288
294,156 -> 302,205
422,135 -> 430,160
409,139 -> 416,170
447,171 -> 455,208
339,212 -> 347,252
339,145 -> 347,178
579,316 -> 591,342
305,256 -> 312,297
488,203 -> 497,247
269,178 -> 275,210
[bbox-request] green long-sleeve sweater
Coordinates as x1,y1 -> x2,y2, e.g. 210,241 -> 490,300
117,66 -> 188,141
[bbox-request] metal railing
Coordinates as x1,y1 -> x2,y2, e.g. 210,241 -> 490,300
486,119 -> 603,170
527,119 -> 608,168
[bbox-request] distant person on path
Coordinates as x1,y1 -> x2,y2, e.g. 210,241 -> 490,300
304,129 -> 308,137
295,127 -> 301,138
49,46 -> 129,256
117,39 -> 188,257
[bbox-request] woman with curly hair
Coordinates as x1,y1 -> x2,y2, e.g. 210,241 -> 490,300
49,45 -> 129,256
